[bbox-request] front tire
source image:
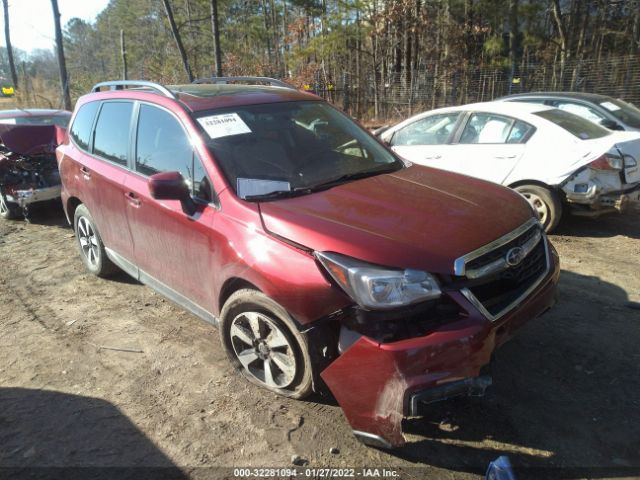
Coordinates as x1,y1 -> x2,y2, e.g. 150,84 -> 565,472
220,289 -> 313,399
515,184 -> 562,233
73,204 -> 118,277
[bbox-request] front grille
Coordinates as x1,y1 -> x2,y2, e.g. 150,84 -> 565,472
468,238 -> 546,317
455,219 -> 549,320
466,225 -> 540,274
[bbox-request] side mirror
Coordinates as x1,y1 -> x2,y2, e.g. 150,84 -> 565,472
148,171 -> 196,215
600,118 -> 624,131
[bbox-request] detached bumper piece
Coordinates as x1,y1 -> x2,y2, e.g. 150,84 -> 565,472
8,185 -> 61,207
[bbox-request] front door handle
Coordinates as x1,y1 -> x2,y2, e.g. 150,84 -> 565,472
125,191 -> 141,207
80,166 -> 91,180
425,155 -> 442,160
494,155 -> 517,160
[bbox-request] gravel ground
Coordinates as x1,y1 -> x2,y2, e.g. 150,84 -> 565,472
0,203 -> 639,480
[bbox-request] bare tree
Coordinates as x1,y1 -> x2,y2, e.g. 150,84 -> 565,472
162,0 -> 194,82
51,0 -> 71,110
210,0 -> 223,77
2,0 -> 18,88
120,29 -> 128,80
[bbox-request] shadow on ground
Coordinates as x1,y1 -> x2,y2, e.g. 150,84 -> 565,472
18,201 -> 69,229
388,268 -> 640,479
554,207 -> 640,239
0,388 -> 188,479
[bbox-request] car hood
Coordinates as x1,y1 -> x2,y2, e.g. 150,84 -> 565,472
258,165 -> 533,274
0,124 -> 66,155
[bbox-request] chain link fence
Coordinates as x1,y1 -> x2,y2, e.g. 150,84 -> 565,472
311,54 -> 640,122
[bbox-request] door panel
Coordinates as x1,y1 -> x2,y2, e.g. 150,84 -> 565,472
86,158 -> 134,258
443,144 -> 526,184
124,173 -> 217,311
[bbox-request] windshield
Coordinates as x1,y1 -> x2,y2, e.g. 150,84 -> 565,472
534,108 -> 610,140
599,98 -> 640,129
193,101 -> 402,199
0,114 -> 71,128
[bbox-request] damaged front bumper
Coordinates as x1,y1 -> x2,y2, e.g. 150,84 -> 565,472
320,247 -> 560,449
5,185 -> 62,208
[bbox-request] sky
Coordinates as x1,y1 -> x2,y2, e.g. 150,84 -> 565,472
0,0 -> 110,54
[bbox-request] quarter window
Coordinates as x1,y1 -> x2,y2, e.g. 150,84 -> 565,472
69,102 -> 99,150
506,121 -> 534,144
136,104 -> 212,202
93,102 -> 133,166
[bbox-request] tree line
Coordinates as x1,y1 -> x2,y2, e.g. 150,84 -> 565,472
1,0 -> 639,120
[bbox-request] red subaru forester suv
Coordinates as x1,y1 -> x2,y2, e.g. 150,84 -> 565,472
57,78 -> 559,448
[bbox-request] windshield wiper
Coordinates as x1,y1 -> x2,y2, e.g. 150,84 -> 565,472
305,164 -> 402,192
243,164 -> 402,201
243,189 -> 311,201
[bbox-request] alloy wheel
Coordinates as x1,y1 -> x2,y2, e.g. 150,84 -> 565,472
229,311 -> 297,389
77,216 -> 100,267
520,192 -> 549,226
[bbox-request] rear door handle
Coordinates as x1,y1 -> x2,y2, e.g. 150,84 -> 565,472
494,155 -> 517,160
125,191 -> 141,207
80,166 -> 91,179
425,155 -> 442,160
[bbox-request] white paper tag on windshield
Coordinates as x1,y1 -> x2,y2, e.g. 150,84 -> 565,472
197,113 -> 252,139
600,101 -> 621,111
237,178 -> 291,199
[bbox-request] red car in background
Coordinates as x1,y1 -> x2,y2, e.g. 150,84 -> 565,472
57,78 -> 559,448
0,109 -> 71,219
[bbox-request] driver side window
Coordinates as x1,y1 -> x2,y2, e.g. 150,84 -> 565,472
391,113 -> 460,146
136,104 -> 213,203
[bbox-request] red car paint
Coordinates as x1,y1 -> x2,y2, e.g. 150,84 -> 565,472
0,124 -> 65,156
58,83 -> 559,448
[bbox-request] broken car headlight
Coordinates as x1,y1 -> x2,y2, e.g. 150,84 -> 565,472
315,251 -> 441,310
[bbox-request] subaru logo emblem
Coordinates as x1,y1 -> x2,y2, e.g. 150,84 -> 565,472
505,247 -> 525,267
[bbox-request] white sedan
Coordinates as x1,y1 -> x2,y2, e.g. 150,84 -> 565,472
378,102 -> 640,231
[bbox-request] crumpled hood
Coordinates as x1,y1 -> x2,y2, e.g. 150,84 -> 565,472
0,124 -> 66,156
259,165 -> 533,274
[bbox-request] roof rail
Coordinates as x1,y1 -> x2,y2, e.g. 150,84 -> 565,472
90,80 -> 177,100
192,76 -> 294,89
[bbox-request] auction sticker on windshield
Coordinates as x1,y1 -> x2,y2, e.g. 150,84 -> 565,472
197,113 -> 252,139
600,101 -> 621,111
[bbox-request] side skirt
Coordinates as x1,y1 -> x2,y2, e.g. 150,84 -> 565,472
105,247 -> 219,327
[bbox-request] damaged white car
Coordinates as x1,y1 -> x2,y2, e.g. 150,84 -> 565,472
378,101 -> 640,231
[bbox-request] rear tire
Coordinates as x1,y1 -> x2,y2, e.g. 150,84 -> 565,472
0,192 -> 20,220
220,289 -> 313,399
73,204 -> 118,277
514,184 -> 562,233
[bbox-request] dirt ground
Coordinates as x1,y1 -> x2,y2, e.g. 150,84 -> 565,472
0,202 -> 639,480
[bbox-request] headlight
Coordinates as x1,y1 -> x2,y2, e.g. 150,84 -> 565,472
315,252 -> 441,310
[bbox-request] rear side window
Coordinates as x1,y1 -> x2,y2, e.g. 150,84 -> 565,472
136,104 -> 213,202
460,113 -> 513,144
534,109 -> 610,140
93,102 -> 133,166
69,102 -> 99,150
